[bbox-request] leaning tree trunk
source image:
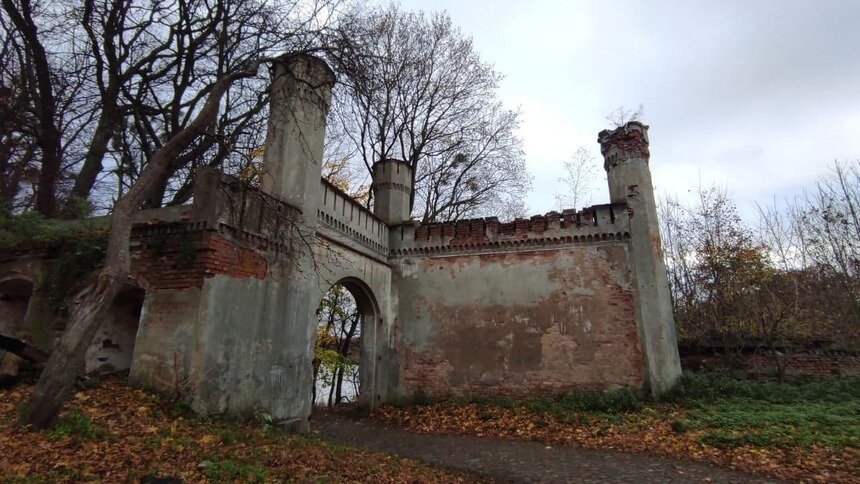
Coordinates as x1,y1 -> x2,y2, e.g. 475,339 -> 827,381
19,63 -> 265,429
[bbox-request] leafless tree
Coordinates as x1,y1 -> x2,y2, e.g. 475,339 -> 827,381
0,27 -> 39,215
605,103 -> 645,129
0,0 -> 94,217
1,0 -> 341,217
661,163 -> 859,376
328,5 -> 531,222
20,59 -> 273,429
1,0 -> 66,217
554,147 -> 600,210
3,0 -> 343,429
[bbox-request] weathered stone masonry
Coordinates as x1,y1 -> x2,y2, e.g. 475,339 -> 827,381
0,54 -> 682,431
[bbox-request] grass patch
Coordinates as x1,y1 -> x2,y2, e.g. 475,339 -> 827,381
450,373 -> 859,450
665,373 -> 860,405
454,386 -> 642,415
665,373 -> 860,449
48,408 -> 109,441
199,458 -> 265,482
520,387 -> 641,414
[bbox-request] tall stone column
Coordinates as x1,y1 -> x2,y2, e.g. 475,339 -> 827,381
189,54 -> 336,432
598,121 -> 681,397
261,53 -> 336,214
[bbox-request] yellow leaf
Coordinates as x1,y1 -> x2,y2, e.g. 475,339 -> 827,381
199,434 -> 218,445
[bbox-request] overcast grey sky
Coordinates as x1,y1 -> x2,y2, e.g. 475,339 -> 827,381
396,0 -> 860,217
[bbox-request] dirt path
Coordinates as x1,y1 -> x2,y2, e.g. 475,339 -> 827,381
310,412 -> 782,483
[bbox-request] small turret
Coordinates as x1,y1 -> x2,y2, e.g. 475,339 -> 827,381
371,159 -> 413,225
598,121 -> 651,205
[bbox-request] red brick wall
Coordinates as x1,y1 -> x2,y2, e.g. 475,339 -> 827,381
131,231 -> 268,290
681,350 -> 859,377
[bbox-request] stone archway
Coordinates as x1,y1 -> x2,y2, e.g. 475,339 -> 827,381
312,276 -> 381,411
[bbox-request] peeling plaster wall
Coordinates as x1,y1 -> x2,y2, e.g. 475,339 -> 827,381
391,242 -> 643,398
129,288 -> 202,392
192,274 -> 309,422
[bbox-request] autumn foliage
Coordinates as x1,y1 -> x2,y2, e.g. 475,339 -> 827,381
373,374 -> 859,483
0,376 -> 475,482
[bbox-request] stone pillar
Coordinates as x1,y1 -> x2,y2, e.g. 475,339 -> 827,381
186,54 -> 336,433
371,159 -> 413,225
260,53 -> 336,213
598,121 -> 681,397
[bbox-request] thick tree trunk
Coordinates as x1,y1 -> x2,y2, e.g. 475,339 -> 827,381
67,101 -> 120,205
21,274 -> 125,428
19,63 -> 265,429
1,0 -> 63,217
334,367 -> 344,404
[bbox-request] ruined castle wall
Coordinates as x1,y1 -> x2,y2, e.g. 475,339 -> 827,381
128,226 -> 273,394
390,207 -> 644,398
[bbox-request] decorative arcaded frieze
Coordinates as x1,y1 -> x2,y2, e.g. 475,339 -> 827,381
390,231 -> 631,256
317,209 -> 389,256
371,181 -> 411,194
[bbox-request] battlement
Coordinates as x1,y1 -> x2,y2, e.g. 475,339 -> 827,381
390,203 -> 630,256
318,178 -> 389,256
598,121 -> 650,168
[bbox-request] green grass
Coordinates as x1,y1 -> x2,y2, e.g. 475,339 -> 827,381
48,408 -> 110,441
452,386 -> 643,415
452,373 -> 860,450
664,372 -> 860,405
663,373 -> 860,448
199,458 -> 266,483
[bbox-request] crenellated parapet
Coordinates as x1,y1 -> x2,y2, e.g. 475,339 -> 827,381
317,178 -> 389,258
598,121 -> 650,166
390,204 -> 630,256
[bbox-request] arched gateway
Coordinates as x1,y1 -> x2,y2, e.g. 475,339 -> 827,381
313,277 -> 381,409
0,54 -> 681,432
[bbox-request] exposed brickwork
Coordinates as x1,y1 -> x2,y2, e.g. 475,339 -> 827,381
130,231 -> 268,290
682,350 -> 859,377
394,245 -> 643,397
197,233 -> 268,279
598,122 -> 650,159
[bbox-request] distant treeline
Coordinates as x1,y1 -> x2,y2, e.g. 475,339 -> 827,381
660,161 -> 859,377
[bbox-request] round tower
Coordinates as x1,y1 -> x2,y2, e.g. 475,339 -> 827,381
371,159 -> 413,224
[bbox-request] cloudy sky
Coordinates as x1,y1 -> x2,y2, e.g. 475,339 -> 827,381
396,0 -> 860,218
